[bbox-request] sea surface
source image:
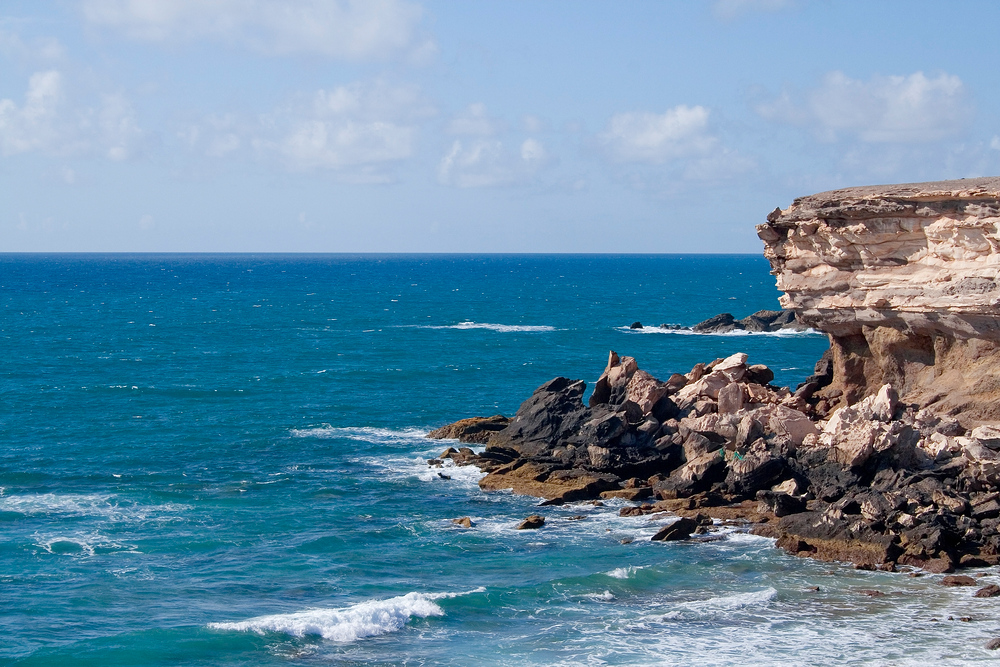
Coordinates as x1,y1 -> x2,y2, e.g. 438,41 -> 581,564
1,254 -> 997,665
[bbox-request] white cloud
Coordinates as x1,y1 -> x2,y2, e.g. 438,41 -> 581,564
82,0 -> 430,60
0,29 -> 65,61
0,70 -> 145,159
0,70 -> 63,155
438,136 -> 550,188
756,71 -> 971,143
250,81 -> 432,178
990,136 -> 1000,151
446,103 -> 503,136
598,106 -> 717,163
712,0 -> 795,21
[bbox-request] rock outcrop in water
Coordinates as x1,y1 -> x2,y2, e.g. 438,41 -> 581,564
758,177 -> 1000,425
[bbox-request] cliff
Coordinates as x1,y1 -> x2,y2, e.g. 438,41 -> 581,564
757,177 -> 1000,425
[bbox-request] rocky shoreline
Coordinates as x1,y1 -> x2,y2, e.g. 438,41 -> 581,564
427,177 -> 1000,581
429,349 -> 1000,574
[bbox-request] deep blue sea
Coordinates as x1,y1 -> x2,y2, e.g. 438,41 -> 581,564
1,254 -> 996,665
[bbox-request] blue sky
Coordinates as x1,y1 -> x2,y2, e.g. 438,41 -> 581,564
3,0 -> 1000,252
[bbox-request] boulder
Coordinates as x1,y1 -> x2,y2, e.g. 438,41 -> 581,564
517,515 -> 545,530
427,415 -> 512,443
452,517 -> 474,528
974,585 -> 1000,598
651,517 -> 698,541
940,575 -> 977,587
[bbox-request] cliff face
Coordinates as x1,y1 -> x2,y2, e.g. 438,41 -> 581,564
758,177 -> 1000,424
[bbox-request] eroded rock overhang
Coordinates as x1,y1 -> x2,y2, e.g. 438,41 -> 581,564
758,177 -> 1000,424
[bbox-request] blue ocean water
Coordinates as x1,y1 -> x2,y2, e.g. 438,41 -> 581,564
0,254 -> 996,665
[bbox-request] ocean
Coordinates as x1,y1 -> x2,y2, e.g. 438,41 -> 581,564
1,254 -> 996,665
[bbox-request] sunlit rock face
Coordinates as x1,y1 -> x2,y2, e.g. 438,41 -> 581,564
758,177 -> 1000,425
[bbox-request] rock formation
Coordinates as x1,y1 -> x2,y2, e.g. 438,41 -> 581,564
758,177 -> 1000,424
429,177 -> 1000,574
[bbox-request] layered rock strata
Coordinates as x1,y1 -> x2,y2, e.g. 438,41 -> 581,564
429,351 -> 1000,572
757,177 -> 1000,424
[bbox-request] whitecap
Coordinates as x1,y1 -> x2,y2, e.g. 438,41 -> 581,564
289,426 -> 429,443
621,326 -> 823,337
407,322 -> 556,333
209,589 -> 483,642
0,493 -> 189,521
605,566 -> 645,580
662,587 -> 778,619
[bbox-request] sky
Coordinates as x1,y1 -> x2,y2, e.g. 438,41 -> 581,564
3,0 -> 1000,253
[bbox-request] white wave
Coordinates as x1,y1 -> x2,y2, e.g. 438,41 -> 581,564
34,530 -> 135,557
0,493 -> 188,521
605,565 -> 646,580
209,589 -> 483,642
410,321 -> 556,333
621,326 -> 823,337
585,591 -> 616,601
363,452 -> 487,490
662,587 -> 777,619
289,426 -> 429,443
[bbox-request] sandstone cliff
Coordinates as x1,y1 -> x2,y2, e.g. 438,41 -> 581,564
758,177 -> 1000,424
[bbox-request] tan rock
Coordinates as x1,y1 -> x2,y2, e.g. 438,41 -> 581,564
758,177 -> 1000,423
718,382 -> 746,414
452,517 -> 474,528
626,369 -> 669,414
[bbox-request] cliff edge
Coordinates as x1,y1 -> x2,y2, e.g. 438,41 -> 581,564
758,177 -> 1000,425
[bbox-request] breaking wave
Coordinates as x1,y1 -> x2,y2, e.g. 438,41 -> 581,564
209,589 -> 484,642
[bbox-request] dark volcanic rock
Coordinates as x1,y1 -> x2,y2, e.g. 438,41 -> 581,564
651,517 -> 698,541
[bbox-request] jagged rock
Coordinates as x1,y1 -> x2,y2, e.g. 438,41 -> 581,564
987,638 -> 1000,651
629,321 -> 643,329
626,370 -> 669,414
517,515 -> 545,529
452,517 -> 474,528
651,517 -> 698,541
427,415 -> 512,443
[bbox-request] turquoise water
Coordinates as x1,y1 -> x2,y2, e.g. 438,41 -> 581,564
1,254 -> 996,665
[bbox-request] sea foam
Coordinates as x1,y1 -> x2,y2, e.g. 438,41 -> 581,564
411,321 -> 556,333
662,587 -> 778,619
209,589 -> 483,642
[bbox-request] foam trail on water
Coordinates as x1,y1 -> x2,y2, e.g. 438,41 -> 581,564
662,587 -> 777,619
210,589 -> 483,642
289,426 -> 429,443
406,322 -> 557,333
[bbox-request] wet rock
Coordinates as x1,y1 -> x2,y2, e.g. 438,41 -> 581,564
629,321 -> 643,329
517,515 -> 545,530
757,490 -> 807,517
986,638 -> 1000,650
940,575 -> 977,586
859,589 -> 885,597
428,415 -> 512,443
974,584 -> 1000,598
452,517 -> 474,528
650,516 -> 698,541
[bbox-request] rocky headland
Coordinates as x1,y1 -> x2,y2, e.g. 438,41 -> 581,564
429,177 -> 1000,576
